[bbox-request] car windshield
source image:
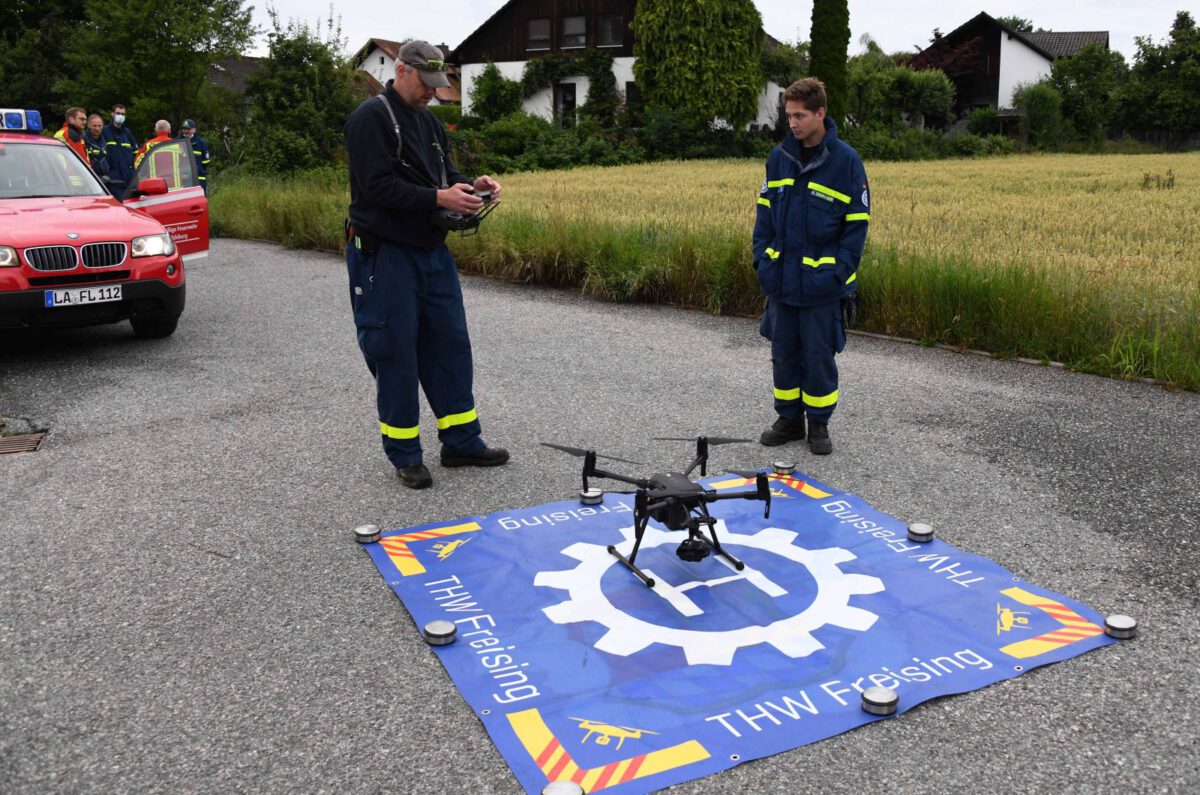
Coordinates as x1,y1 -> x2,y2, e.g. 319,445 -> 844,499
0,141 -> 109,199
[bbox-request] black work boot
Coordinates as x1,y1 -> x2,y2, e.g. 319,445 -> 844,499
759,415 -> 806,447
397,463 -> 433,489
807,422 -> 833,455
441,446 -> 511,468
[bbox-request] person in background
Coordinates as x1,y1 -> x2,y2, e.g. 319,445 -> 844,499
179,118 -> 211,192
83,113 -> 112,186
134,120 -> 173,168
101,104 -> 138,198
54,107 -> 89,164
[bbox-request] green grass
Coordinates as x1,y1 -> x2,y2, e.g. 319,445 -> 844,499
208,167 -> 1200,391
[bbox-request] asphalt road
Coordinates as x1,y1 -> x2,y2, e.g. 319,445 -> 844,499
2,239 -> 1197,794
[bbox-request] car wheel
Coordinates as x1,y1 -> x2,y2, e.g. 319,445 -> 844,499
130,316 -> 179,339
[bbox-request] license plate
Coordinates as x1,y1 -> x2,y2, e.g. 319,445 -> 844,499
44,284 -> 122,308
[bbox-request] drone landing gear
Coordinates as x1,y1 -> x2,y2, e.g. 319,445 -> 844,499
608,513 -> 744,589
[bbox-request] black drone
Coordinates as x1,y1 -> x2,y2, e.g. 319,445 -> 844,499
541,437 -> 771,588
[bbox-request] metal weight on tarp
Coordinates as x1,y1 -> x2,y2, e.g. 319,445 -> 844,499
423,620 -> 457,646
861,686 -> 899,716
579,488 -> 604,505
773,461 -> 795,475
1105,614 -> 1138,640
907,522 -> 934,543
354,524 -> 381,544
542,782 -> 586,795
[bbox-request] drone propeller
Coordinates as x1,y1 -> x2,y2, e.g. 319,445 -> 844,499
654,436 -> 754,446
724,469 -> 767,479
540,442 -> 644,466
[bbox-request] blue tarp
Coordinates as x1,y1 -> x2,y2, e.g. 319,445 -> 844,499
364,471 -> 1113,793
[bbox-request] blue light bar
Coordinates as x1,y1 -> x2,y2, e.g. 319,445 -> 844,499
0,109 -> 43,133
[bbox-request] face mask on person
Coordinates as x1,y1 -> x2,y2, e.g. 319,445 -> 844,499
114,114 -> 126,125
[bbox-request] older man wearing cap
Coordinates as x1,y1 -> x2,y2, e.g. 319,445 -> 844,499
343,40 -> 508,490
179,118 -> 211,192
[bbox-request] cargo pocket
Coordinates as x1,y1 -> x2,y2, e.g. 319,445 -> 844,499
756,243 -> 783,297
353,304 -> 394,362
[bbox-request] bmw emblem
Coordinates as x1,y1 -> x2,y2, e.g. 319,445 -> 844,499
66,233 -> 80,240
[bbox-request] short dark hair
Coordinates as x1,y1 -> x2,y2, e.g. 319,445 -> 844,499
112,104 -> 126,112
783,78 -> 827,113
65,106 -> 86,120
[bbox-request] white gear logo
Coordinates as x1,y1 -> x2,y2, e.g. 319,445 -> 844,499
534,521 -> 884,666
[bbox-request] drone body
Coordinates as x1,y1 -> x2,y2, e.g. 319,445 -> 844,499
541,438 -> 771,588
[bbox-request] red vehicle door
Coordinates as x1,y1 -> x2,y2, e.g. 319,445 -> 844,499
124,139 -> 210,263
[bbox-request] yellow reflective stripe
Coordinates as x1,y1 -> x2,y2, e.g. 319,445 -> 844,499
802,256 -> 836,268
757,197 -> 771,207
845,212 -> 870,221
436,408 -> 478,430
765,248 -> 781,260
846,272 -> 857,285
121,142 -> 132,148
380,421 -> 419,439
774,386 -> 801,401
105,141 -> 118,147
803,390 -> 839,408
808,182 -> 850,203
766,178 -> 795,188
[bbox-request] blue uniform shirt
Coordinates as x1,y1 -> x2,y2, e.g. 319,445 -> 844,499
100,123 -> 139,188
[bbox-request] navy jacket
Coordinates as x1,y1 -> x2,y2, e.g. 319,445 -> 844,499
753,117 -> 870,307
101,123 -> 139,186
344,80 -> 469,250
184,133 -> 211,183
83,131 -> 110,178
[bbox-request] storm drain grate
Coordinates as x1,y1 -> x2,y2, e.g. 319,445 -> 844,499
0,433 -> 46,454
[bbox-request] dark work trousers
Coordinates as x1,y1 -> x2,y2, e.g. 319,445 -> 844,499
346,240 -> 484,468
771,300 -> 846,425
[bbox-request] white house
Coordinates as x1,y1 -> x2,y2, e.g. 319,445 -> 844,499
351,38 -> 462,104
450,0 -> 783,127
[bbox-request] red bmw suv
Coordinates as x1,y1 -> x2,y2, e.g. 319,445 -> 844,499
0,109 -> 209,338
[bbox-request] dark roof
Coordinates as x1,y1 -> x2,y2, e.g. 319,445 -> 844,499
208,57 -> 265,95
928,12 -> 1109,61
1018,31 -> 1109,58
354,38 -> 403,64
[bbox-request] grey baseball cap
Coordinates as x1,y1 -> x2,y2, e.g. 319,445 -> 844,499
398,40 -> 450,88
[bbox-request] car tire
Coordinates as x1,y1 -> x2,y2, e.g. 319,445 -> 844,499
130,316 -> 179,339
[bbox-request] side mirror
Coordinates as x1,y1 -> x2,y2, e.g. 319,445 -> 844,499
137,177 -> 168,196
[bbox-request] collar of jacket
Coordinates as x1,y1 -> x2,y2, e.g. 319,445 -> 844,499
383,79 -> 419,119
780,115 -> 838,172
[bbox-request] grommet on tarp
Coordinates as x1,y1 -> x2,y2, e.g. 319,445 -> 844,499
423,620 -> 457,646
1105,614 -> 1138,640
354,524 -> 381,544
772,461 -> 795,475
907,522 -> 934,543
542,782 -> 586,795
861,686 -> 899,716
579,488 -> 604,505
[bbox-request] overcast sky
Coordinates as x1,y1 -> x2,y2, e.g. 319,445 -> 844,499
250,1 -> 1185,65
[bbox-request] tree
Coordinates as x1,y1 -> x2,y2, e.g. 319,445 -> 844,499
631,0 -> 764,128
242,11 -> 359,173
995,17 -> 1047,33
469,62 -> 523,123
808,0 -> 851,124
910,30 -> 984,80
761,40 -> 810,88
0,0 -> 86,116
1049,42 -> 1128,146
1120,11 -> 1200,139
56,0 -> 255,135
845,35 -> 898,127
1013,81 -> 1064,149
887,68 -> 955,129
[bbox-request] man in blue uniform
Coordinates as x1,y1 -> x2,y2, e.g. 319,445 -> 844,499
101,103 -> 138,199
752,78 -> 870,455
179,118 -> 211,192
343,40 -> 508,489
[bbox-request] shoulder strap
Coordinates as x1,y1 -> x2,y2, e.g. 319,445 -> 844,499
376,94 -> 448,189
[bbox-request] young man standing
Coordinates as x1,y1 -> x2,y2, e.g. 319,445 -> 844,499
343,40 -> 508,489
54,107 -> 89,164
752,78 -> 870,455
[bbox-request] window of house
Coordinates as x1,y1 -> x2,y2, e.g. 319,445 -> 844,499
528,18 -> 551,50
379,56 -> 384,65
562,16 -> 586,48
599,15 -> 623,47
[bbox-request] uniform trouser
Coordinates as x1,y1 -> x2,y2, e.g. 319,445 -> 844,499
346,239 -> 484,468
770,300 -> 845,425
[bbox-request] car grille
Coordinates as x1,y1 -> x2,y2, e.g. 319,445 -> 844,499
28,271 -> 131,287
82,242 -> 127,268
24,245 -> 79,271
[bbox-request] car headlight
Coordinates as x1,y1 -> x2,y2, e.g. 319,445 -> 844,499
131,233 -> 176,258
0,246 -> 18,267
